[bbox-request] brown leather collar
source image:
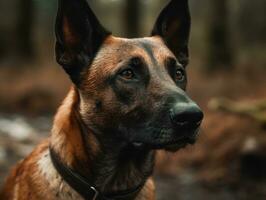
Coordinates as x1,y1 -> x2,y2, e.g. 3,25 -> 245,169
49,147 -> 146,200
49,106 -> 146,200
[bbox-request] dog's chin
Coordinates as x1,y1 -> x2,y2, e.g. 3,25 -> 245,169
163,138 -> 196,152
151,137 -> 196,152
129,126 -> 200,152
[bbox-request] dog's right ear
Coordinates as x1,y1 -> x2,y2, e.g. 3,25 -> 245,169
55,0 -> 110,85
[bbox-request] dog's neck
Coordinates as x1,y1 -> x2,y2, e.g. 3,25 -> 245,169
50,87 -> 155,194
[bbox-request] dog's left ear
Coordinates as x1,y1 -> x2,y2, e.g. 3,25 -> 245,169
55,0 -> 110,85
152,0 -> 191,67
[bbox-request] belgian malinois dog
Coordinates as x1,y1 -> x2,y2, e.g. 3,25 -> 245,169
0,0 -> 203,199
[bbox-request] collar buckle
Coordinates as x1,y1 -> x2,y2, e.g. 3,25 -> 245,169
90,187 -> 99,200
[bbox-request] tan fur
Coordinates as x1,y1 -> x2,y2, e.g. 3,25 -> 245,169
0,88 -> 155,200
0,36 -> 174,200
0,33 -> 173,200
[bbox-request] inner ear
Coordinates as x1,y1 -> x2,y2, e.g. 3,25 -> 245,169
62,16 -> 80,48
55,0 -> 110,85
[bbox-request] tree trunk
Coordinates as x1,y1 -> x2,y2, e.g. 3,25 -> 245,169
16,0 -> 35,60
0,30 -> 6,59
124,0 -> 141,38
237,0 -> 266,46
206,0 -> 234,71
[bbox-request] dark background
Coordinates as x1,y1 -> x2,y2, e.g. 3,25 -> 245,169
0,0 -> 266,199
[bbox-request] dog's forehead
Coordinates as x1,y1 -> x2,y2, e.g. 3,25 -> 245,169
87,36 -> 176,81
93,36 -> 174,64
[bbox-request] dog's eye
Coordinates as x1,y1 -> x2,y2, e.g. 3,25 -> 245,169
120,69 -> 135,80
175,69 -> 185,82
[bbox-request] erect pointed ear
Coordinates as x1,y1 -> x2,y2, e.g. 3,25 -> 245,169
55,0 -> 110,85
152,0 -> 191,67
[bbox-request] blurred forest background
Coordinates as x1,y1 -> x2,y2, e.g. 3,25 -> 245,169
0,0 -> 266,199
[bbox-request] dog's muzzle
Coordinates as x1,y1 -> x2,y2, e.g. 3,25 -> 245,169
132,102 -> 203,151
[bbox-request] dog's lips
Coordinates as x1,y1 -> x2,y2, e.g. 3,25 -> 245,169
132,137 -> 196,151
130,125 -> 201,150
150,137 -> 196,150
163,138 -> 196,151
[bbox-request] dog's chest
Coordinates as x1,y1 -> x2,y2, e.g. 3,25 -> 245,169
37,150 -> 83,200
36,150 -> 153,200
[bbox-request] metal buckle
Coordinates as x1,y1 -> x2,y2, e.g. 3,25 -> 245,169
90,187 -> 99,200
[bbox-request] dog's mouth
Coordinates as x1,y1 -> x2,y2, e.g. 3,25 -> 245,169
119,120 -> 202,152
129,125 -> 201,152
132,137 -> 196,151
131,128 -> 199,151
163,137 -> 196,151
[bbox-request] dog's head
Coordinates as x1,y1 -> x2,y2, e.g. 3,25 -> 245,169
55,0 -> 203,151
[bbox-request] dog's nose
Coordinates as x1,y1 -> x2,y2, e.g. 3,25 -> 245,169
170,102 -> 203,126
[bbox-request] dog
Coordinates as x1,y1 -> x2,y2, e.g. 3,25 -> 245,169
0,0 -> 203,199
